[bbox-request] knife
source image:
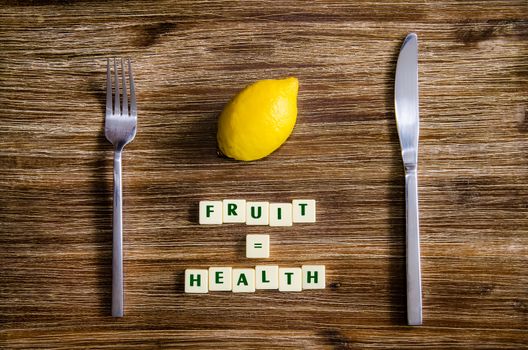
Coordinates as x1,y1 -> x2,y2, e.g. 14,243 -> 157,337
395,32 -> 422,326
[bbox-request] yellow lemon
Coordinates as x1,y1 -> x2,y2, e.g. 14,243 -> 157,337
217,77 -> 299,161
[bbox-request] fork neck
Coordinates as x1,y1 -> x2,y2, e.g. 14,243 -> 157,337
114,144 -> 125,154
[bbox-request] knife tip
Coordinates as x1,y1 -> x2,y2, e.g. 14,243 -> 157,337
401,33 -> 418,50
406,32 -> 418,41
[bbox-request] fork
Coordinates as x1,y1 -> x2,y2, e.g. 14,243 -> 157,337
105,58 -> 137,317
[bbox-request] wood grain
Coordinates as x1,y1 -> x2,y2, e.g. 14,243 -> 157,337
1,0 -> 527,348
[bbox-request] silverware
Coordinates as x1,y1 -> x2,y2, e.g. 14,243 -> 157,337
105,58 -> 137,317
395,33 -> 422,325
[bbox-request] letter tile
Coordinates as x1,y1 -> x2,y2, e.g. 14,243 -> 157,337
246,202 -> 269,225
269,203 -> 293,226
292,199 -> 316,223
278,267 -> 302,292
302,265 -> 326,289
199,201 -> 223,224
223,199 -> 247,223
255,265 -> 279,289
232,268 -> 256,293
185,269 -> 208,293
246,234 -> 270,259
208,267 -> 232,291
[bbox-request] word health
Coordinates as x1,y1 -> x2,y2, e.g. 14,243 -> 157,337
199,199 -> 316,226
185,265 -> 325,293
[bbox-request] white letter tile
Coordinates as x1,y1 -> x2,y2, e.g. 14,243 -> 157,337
246,202 -> 269,225
269,203 -> 293,226
255,265 -> 279,289
302,265 -> 326,289
185,269 -> 208,293
208,267 -> 232,291
279,267 -> 302,292
199,201 -> 223,224
223,199 -> 246,223
232,268 -> 256,293
292,199 -> 316,223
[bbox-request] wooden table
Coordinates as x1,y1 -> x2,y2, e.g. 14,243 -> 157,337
1,1 -> 527,348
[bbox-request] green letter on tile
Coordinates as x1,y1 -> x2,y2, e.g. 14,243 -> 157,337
190,274 -> 201,287
285,272 -> 294,285
228,203 -> 237,216
261,270 -> 270,283
237,273 -> 249,286
306,271 -> 318,284
299,203 -> 308,216
251,206 -> 262,219
206,205 -> 214,217
215,271 -> 224,284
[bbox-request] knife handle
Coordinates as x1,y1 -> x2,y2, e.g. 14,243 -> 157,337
405,169 -> 422,325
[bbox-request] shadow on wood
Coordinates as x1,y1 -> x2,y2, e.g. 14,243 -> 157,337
87,77 -> 113,316
385,38 -> 406,325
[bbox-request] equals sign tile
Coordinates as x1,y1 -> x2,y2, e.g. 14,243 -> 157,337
246,234 -> 270,258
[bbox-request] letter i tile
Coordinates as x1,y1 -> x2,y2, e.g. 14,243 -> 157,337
269,203 -> 293,226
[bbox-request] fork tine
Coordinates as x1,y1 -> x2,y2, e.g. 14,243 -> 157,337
113,58 -> 120,115
128,59 -> 137,117
106,58 -> 112,116
121,58 -> 128,116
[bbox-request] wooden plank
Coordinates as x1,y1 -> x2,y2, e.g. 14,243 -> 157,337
1,0 -> 527,348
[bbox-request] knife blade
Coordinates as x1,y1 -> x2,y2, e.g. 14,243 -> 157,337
395,32 -> 422,326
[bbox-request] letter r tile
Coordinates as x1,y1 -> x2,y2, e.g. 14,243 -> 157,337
223,199 -> 246,223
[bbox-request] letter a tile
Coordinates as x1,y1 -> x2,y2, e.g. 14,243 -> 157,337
232,268 -> 256,293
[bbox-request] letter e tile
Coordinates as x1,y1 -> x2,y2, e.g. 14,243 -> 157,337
209,267 -> 232,291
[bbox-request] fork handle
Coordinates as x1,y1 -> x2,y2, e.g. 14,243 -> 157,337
405,169 -> 422,325
112,149 -> 124,317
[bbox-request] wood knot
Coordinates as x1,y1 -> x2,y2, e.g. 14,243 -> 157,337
513,299 -> 528,313
478,284 -> 494,295
135,22 -> 177,48
321,329 -> 351,350
455,21 -> 496,46
329,282 -> 341,290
